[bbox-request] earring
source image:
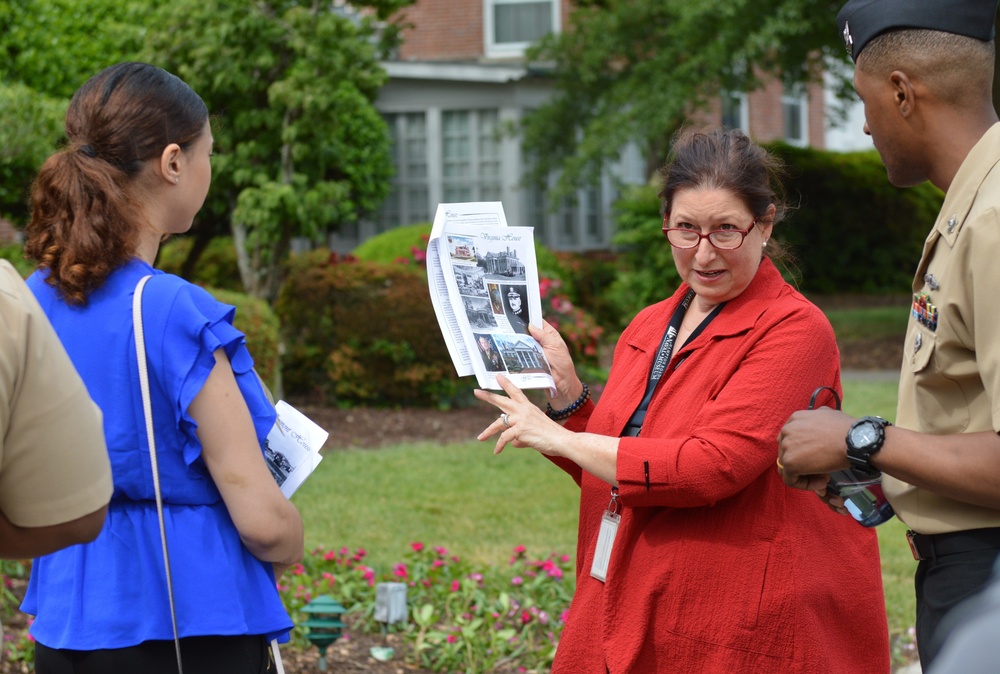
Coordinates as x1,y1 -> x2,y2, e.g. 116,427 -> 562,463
174,177 -> 179,184
762,240 -> 768,248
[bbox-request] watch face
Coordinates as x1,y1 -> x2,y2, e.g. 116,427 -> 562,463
849,421 -> 878,447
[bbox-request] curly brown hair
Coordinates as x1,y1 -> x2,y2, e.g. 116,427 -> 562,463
25,62 -> 208,304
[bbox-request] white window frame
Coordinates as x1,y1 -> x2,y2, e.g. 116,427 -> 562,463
484,0 -> 560,58
720,90 -> 750,134
781,83 -> 809,147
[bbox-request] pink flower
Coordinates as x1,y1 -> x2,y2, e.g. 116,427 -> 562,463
434,546 -> 448,556
339,546 -> 349,555
323,550 -> 336,561
393,563 -> 409,579
521,610 -> 532,624
421,579 -> 432,588
560,554 -> 571,563
291,563 -> 305,576
446,634 -> 457,644
353,548 -> 367,560
559,609 -> 570,624
411,542 -> 424,552
511,576 -> 523,586
469,572 -> 483,585
432,559 -> 444,568
513,545 -> 526,554
450,580 -> 461,592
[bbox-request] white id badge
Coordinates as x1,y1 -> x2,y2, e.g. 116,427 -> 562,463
590,497 -> 620,583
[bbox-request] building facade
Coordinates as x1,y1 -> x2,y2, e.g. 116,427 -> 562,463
331,0 -> 868,252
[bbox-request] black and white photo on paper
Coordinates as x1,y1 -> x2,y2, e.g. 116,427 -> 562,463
493,334 -> 551,376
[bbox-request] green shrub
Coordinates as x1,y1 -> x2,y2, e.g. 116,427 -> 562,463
604,184 -> 682,328
0,243 -> 33,278
209,287 -> 282,393
553,250 -> 622,332
275,250 -> 465,408
767,143 -> 942,294
0,83 -> 67,225
353,222 -> 432,265
157,235 -> 243,292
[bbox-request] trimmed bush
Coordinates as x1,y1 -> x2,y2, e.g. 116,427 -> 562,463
275,250 -> 466,408
769,143 -> 942,294
209,287 -> 282,394
353,222 -> 432,265
157,235 -> 243,292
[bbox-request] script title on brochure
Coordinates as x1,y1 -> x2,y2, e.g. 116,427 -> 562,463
478,231 -> 523,243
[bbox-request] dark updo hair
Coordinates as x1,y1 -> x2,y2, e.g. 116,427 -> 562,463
25,62 -> 208,304
659,127 -> 790,260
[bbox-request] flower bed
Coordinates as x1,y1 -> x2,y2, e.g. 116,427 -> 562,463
279,543 -> 574,673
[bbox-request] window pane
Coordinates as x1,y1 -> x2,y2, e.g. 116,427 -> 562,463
495,1 -> 553,44
376,111 -> 428,229
783,101 -> 803,141
721,92 -> 743,130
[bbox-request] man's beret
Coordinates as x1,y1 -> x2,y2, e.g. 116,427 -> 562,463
837,0 -> 999,62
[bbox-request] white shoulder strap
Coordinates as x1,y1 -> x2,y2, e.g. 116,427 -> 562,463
133,275 -> 185,674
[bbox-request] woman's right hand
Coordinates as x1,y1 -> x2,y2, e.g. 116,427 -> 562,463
192,349 -> 305,568
528,320 -> 583,408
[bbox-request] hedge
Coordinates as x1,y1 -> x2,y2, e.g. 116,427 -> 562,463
275,249 -> 467,408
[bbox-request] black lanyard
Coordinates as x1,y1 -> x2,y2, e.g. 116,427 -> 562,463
622,290 -> 725,437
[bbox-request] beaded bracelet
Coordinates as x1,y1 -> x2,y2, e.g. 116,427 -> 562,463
546,382 -> 591,421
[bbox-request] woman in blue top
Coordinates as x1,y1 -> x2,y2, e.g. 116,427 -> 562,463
21,62 -> 304,673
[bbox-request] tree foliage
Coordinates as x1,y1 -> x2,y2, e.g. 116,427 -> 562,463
144,0 -> 413,300
522,0 -> 853,194
0,0 -> 149,223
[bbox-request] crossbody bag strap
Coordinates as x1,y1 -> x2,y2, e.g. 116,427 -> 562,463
133,275 -> 185,674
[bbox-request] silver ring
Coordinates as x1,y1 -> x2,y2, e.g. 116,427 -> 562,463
501,413 -> 511,429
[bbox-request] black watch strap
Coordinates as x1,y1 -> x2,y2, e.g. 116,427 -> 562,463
846,416 -> 892,470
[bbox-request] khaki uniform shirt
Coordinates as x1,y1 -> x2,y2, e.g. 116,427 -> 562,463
884,122 -> 1000,534
0,260 -> 112,527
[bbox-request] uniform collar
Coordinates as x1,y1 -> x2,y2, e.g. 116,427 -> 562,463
934,122 -> 1000,243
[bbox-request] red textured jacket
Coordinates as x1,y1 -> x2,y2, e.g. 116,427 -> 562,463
552,259 -> 889,674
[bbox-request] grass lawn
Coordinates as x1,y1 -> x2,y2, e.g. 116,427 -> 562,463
825,306 -> 911,341
293,377 -> 915,647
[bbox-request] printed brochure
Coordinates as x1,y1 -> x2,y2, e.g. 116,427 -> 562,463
426,201 -> 555,391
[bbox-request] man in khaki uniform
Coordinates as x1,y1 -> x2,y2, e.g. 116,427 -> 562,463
776,0 -> 1000,669
0,259 -> 112,558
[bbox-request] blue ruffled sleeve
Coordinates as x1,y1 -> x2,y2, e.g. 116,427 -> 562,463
141,274 -> 276,468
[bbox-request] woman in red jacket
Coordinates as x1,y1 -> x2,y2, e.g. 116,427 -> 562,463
476,128 -> 889,673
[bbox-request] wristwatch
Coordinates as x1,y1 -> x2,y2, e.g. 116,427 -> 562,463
845,416 -> 892,470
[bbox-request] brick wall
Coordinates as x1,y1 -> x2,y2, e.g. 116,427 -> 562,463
394,0 -> 574,61
397,0 -> 484,60
747,78 -> 785,142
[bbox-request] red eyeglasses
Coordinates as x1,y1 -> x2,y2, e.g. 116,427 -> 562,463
662,214 -> 758,250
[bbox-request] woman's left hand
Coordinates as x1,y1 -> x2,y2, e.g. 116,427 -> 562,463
475,374 -> 571,457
